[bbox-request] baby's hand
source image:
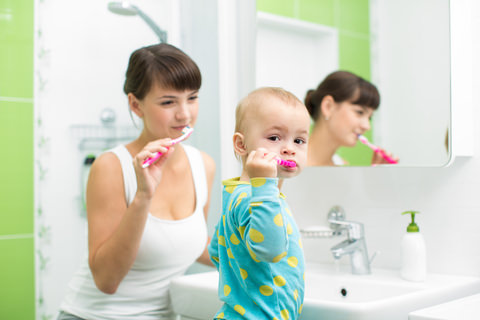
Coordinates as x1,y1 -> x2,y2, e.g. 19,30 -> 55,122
245,148 -> 277,178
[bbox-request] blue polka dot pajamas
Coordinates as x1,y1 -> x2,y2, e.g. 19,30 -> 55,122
208,177 -> 305,320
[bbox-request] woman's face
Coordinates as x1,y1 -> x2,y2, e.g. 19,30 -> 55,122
328,101 -> 374,147
136,82 -> 199,140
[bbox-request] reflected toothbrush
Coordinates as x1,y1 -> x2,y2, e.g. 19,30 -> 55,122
142,126 -> 194,168
357,134 -> 398,164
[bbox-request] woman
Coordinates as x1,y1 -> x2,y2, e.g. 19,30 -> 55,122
305,70 -> 397,166
57,43 -> 215,320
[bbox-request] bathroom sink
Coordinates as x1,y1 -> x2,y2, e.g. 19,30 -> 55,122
170,270 -> 221,320
301,264 -> 480,320
169,263 -> 480,320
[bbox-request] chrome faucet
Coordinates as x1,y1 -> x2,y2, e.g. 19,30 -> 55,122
328,206 -> 371,275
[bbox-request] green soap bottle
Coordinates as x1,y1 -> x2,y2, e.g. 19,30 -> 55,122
400,211 -> 426,282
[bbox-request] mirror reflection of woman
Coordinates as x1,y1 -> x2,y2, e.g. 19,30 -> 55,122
305,70 -> 397,166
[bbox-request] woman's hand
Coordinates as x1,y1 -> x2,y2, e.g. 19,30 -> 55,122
133,139 -> 174,198
371,148 -> 399,165
246,148 -> 278,178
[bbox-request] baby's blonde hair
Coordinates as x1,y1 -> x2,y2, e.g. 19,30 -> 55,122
235,87 -> 303,134
234,87 -> 304,159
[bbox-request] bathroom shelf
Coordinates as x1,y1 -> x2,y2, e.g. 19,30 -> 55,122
70,124 -> 140,150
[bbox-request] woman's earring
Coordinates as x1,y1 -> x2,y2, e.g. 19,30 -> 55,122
325,116 -> 330,121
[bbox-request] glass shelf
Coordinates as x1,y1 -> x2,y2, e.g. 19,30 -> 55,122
70,124 -> 141,151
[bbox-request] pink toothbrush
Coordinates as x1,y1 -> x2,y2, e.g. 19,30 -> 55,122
142,126 -> 194,168
357,134 -> 398,164
276,158 -> 296,168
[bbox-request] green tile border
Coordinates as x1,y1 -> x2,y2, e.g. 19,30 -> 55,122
0,100 -> 34,236
0,1 -> 35,314
0,237 -> 35,320
0,0 -> 34,99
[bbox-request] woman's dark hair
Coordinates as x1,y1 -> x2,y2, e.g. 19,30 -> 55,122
304,70 -> 380,121
123,43 -> 202,100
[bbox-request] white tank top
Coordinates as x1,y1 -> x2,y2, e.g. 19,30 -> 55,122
60,144 -> 208,320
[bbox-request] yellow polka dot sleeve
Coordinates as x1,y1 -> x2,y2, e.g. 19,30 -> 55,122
241,177 -> 289,263
208,230 -> 220,268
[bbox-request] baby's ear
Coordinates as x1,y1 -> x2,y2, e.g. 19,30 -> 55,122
233,132 -> 247,156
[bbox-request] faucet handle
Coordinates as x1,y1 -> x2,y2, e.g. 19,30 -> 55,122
370,250 -> 380,264
326,206 -> 365,240
327,205 -> 347,232
327,205 -> 346,222
328,219 -> 364,240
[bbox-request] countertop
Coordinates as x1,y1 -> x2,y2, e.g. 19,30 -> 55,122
409,293 -> 480,320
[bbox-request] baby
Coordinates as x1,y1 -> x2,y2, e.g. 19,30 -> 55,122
208,87 -> 311,319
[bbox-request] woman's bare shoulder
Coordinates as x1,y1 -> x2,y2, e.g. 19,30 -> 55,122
91,151 -> 123,174
88,151 -> 124,195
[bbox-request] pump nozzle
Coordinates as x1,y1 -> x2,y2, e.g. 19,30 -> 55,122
402,210 -> 420,232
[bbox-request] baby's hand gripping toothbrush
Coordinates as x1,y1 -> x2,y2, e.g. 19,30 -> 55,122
357,134 -> 398,164
142,126 -> 194,168
276,158 -> 296,168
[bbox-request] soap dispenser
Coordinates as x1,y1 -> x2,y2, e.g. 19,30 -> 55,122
400,210 -> 426,282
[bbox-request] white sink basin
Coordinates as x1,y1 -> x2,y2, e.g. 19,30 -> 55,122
169,270 -> 221,320
169,264 -> 480,320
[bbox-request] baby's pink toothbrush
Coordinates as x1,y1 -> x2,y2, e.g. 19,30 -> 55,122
142,126 -> 194,168
358,134 -> 398,164
263,153 -> 296,168
276,158 -> 296,168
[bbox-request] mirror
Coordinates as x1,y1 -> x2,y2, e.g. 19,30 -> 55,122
254,0 -> 451,167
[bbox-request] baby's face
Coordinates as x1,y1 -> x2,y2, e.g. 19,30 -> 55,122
243,96 -> 310,178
